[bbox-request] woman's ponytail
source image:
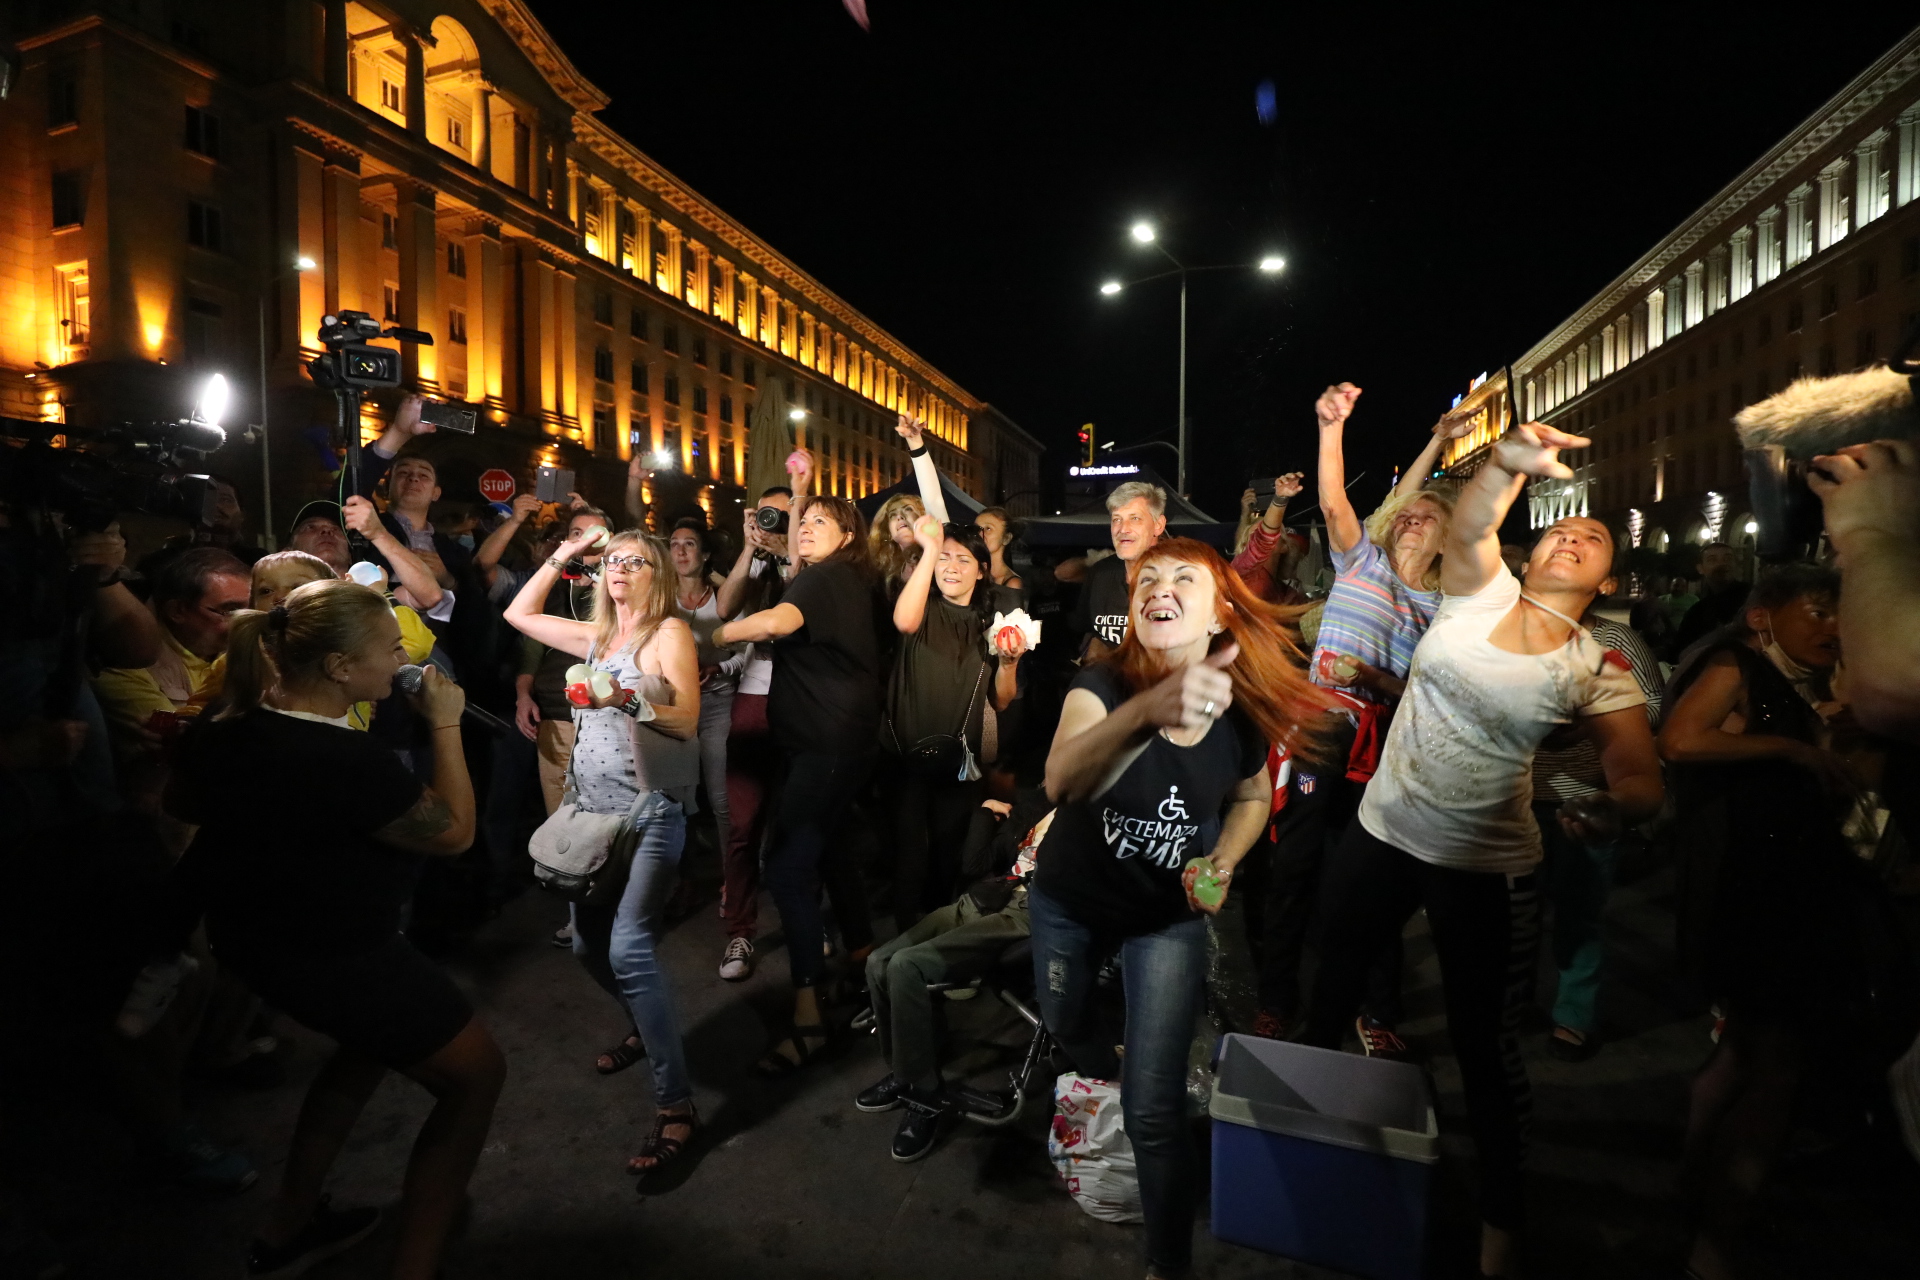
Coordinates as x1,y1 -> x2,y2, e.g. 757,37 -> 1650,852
220,609 -> 276,717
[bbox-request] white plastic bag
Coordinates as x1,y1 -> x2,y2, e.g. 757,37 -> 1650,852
1047,1073 -> 1144,1224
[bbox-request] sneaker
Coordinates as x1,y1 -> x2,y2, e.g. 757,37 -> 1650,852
157,1122 -> 258,1194
1354,1016 -> 1411,1061
115,953 -> 199,1039
891,1090 -> 950,1162
551,922 -> 574,949
719,936 -> 755,982
246,1197 -> 381,1277
1250,1009 -> 1290,1041
855,1073 -> 907,1113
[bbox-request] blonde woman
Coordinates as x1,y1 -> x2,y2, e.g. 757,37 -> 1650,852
1253,384 -> 1474,1048
869,492 -> 928,591
169,580 -> 499,1280
504,528 -> 703,1177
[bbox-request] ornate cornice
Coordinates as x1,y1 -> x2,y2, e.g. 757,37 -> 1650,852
571,115 -> 983,412
471,0 -> 609,113
1515,30 -> 1920,378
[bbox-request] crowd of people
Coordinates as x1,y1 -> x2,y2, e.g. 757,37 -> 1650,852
3,376 -> 1917,1280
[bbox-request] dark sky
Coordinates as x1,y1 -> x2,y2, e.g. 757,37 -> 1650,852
527,1 -> 1917,521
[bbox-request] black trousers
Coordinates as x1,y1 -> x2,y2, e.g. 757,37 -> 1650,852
889,771 -> 985,931
1304,823 -> 1541,1230
1256,721 -> 1403,1025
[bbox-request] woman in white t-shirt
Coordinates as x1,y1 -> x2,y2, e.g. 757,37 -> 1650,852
1303,422 -> 1664,1279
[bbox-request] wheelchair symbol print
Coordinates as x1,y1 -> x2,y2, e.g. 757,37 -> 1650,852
1158,787 -> 1189,822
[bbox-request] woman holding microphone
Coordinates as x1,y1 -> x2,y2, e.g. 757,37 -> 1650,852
504,525 -> 703,1176
168,579 -> 500,1280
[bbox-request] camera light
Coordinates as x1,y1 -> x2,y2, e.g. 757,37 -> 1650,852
195,373 -> 230,428
295,255 -> 317,271
1744,520 -> 1758,534
1100,281 -> 1123,296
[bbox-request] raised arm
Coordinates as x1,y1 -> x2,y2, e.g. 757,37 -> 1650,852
353,394 -> 428,498
476,493 -> 543,589
894,413 -> 950,523
1315,383 -> 1365,553
714,601 -> 805,647
342,496 -> 443,611
1394,407 -> 1478,499
892,515 -> 945,635
502,526 -> 600,658
1442,421 -> 1587,597
374,664 -> 475,855
1045,644 -> 1237,803
1259,472 -> 1304,532
625,455 -> 653,529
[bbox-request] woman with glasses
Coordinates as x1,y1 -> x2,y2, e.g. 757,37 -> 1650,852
504,528 -> 703,1177
715,494 -> 881,1074
1303,422 -> 1664,1278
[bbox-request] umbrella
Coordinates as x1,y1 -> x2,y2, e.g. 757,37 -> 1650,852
742,379 -> 794,502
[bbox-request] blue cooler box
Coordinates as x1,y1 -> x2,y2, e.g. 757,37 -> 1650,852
1209,1033 -> 1438,1280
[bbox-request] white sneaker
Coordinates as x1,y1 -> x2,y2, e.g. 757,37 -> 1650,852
720,936 -> 754,982
551,922 -> 574,949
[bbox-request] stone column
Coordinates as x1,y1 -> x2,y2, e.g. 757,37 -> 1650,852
403,33 -> 427,138
554,263 -> 578,429
394,179 -> 439,388
470,82 -> 492,173
321,151 -> 364,315
464,217 -> 501,404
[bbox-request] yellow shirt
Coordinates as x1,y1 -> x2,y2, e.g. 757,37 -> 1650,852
94,629 -> 215,750
180,602 -> 437,731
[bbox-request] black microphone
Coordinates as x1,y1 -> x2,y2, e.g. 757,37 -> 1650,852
394,664 -> 514,736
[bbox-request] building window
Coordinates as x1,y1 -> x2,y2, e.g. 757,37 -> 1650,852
185,297 -> 223,362
1858,259 -> 1879,298
664,376 -> 680,405
691,438 -> 710,480
447,118 -> 463,149
720,394 -> 733,423
743,358 -> 756,387
663,324 -> 679,354
720,440 -> 736,481
447,241 -> 467,277
380,79 -> 403,113
1786,300 -> 1803,333
693,336 -> 707,366
383,283 -> 400,322
593,346 -> 614,382
719,350 -> 733,378
183,105 -> 219,159
381,212 -> 397,250
1818,282 -> 1838,318
660,425 -> 681,463
51,172 -> 84,228
631,362 -> 649,395
593,402 -> 613,445
693,387 -> 708,415
630,308 -> 649,341
447,308 -> 467,344
1904,236 -> 1920,277
48,73 -> 79,128
1857,330 -> 1877,366
594,292 -> 613,325
57,267 -> 90,345
186,201 -> 223,251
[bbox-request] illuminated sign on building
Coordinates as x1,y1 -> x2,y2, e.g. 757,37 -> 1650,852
1068,464 -> 1140,477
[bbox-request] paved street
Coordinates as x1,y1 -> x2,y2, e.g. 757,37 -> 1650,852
23,837 -> 1920,1280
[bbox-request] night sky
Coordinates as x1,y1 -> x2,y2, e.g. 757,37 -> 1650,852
527,2 -> 1918,522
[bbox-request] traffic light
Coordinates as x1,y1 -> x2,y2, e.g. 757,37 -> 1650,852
1078,422 -> 1095,466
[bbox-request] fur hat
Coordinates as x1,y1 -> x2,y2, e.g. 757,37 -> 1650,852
1734,365 -> 1919,459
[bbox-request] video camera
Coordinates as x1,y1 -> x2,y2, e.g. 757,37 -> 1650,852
307,309 -> 429,392
0,414 -> 225,531
1736,318 -> 1920,559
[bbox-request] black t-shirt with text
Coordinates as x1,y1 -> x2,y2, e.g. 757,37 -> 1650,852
768,559 -> 883,755
1082,553 -> 1132,649
170,710 -> 425,963
1033,663 -> 1266,936
889,583 -> 1019,752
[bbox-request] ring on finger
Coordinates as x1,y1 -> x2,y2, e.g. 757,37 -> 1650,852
1202,699 -> 1217,718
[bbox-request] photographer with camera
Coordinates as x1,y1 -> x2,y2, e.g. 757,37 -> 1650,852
709,483 -> 794,980
505,526 -> 703,1175
285,497 -> 449,621
167,579 -> 499,1280
346,395 -> 469,593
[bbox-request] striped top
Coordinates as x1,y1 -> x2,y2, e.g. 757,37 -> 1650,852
1308,538 -> 1440,705
1529,616 -> 1664,802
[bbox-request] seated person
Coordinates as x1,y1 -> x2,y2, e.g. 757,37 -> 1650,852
856,790 -> 1054,1163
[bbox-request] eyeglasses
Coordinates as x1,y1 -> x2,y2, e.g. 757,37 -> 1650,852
603,555 -> 651,571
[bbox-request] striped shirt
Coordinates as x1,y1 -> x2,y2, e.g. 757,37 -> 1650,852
1530,616 -> 1663,802
1308,538 -> 1440,705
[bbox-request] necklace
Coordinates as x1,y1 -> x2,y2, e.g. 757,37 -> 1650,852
678,580 -> 712,610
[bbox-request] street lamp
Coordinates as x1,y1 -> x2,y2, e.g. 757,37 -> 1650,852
1097,224 -> 1288,494
256,254 -> 316,549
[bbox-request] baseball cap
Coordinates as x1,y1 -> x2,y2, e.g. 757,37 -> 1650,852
287,499 -> 343,538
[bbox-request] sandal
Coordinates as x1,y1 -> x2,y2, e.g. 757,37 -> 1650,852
754,1024 -> 829,1077
625,1106 -> 700,1175
595,1031 -> 647,1075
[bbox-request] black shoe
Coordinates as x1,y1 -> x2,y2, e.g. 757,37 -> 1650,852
891,1091 -> 950,1163
855,1073 -> 907,1113
247,1198 -> 381,1277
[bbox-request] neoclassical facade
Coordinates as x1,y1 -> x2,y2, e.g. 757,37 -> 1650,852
0,0 -> 1042,535
1443,27 -> 1920,563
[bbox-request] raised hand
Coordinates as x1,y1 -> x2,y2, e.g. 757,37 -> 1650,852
1809,438 -> 1920,545
1433,406 -> 1479,441
911,512 -> 945,554
341,494 -> 384,538
894,412 -> 927,448
1273,471 -> 1305,500
393,393 -> 432,438
508,493 -> 542,523
68,522 -> 127,572
1143,642 -> 1238,733
1490,421 -> 1589,480
1315,383 -> 1362,430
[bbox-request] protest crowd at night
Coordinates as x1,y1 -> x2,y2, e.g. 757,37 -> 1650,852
6,7 -> 1920,1280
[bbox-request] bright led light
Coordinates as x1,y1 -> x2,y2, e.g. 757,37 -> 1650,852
196,373 -> 230,427
788,408 -> 806,421
1130,223 -> 1155,244
652,449 -> 675,467
1743,519 -> 1758,534
295,255 -> 317,271
1259,256 -> 1286,272
1099,281 -> 1123,296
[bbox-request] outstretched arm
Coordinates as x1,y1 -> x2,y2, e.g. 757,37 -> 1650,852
1443,421 -> 1587,597
894,413 -> 950,524
502,527 -> 601,658
1315,383 -> 1365,554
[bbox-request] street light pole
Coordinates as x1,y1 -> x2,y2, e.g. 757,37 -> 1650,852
256,255 -> 315,550
1177,271 -> 1188,495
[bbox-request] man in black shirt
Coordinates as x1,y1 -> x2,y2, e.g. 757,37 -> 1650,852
1672,542 -> 1750,657
1055,481 -> 1168,658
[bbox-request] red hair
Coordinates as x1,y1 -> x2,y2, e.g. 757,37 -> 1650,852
1102,538 -> 1337,763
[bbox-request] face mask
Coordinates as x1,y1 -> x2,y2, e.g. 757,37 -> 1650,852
455,533 -> 476,552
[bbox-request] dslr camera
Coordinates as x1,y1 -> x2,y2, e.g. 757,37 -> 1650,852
753,504 -> 790,535
1736,319 -> 1919,558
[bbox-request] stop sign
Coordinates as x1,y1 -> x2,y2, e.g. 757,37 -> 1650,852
478,469 -> 516,503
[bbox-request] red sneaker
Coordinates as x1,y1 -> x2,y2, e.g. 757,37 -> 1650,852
1251,1009 -> 1290,1040
1355,1015 -> 1411,1061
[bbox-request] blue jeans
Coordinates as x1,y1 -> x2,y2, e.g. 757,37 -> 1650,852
1029,887 -> 1208,1278
571,793 -> 692,1108
1533,801 -> 1618,1034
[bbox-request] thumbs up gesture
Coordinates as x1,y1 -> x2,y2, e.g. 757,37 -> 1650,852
1143,642 -> 1238,733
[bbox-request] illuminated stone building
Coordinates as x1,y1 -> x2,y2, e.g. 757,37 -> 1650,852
1442,28 -> 1920,567
0,0 -> 1041,538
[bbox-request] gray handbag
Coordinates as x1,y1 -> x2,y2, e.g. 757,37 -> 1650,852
527,739 -> 651,905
